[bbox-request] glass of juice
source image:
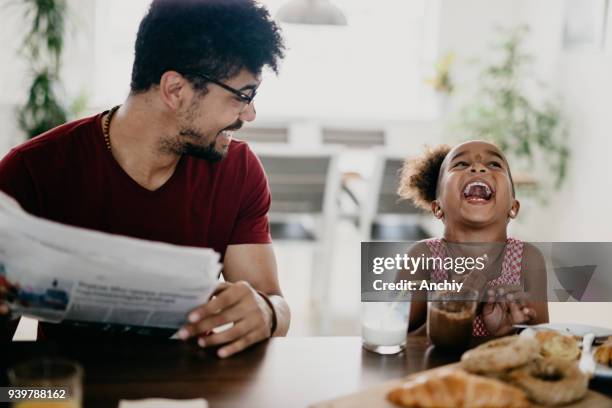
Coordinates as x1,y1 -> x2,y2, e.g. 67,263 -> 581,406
8,358 -> 83,408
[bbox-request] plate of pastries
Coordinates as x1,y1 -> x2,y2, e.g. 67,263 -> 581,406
313,332 -> 612,408
387,333 -> 611,407
522,323 -> 612,379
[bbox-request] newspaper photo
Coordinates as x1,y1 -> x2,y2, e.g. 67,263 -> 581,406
0,191 -> 222,334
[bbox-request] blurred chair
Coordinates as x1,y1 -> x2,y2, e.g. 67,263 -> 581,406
359,153 -> 429,241
236,126 -> 289,144
322,128 -> 385,147
253,146 -> 342,327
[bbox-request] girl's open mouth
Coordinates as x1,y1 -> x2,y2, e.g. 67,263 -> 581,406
462,180 -> 494,204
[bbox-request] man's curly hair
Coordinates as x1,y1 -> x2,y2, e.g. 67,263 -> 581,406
397,144 -> 451,212
131,0 -> 285,93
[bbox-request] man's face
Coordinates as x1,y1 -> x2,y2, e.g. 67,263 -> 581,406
170,69 -> 260,162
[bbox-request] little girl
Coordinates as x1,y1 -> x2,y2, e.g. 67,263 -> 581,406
399,140 -> 548,337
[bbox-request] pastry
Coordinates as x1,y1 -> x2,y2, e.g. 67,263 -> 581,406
594,336 -> 612,366
534,330 -> 580,360
387,368 -> 529,408
460,336 -> 540,375
508,357 -> 588,406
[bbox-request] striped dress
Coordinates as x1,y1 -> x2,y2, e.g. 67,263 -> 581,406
424,237 -> 524,336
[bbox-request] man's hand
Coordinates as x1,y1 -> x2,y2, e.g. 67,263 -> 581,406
178,281 -> 274,358
0,276 -> 12,316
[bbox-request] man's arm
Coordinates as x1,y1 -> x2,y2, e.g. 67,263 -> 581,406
179,243 -> 290,358
223,243 -> 290,336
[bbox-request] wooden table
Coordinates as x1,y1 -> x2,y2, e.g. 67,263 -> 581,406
2,336 -> 611,407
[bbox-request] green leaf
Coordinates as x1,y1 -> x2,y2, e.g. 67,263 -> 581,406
17,0 -> 68,138
455,24 -> 570,192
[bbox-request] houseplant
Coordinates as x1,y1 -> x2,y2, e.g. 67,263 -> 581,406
426,52 -> 455,95
16,0 -> 69,139
456,25 -> 569,190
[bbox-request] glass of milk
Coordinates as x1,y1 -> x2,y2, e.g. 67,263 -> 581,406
361,301 -> 411,355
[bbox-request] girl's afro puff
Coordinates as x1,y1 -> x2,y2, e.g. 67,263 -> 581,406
398,144 -> 451,211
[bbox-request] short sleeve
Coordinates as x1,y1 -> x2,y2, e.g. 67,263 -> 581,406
228,146 -> 272,245
0,149 -> 40,215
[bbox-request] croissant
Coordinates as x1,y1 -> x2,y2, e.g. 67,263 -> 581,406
387,369 -> 529,408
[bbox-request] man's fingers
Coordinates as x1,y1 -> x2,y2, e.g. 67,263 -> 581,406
217,330 -> 262,358
210,282 -> 231,298
0,303 -> 9,315
0,275 -> 9,314
188,283 -> 246,323
198,319 -> 254,348
185,302 -> 247,336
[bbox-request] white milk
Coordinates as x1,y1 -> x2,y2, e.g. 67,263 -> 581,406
361,319 -> 407,346
361,302 -> 410,347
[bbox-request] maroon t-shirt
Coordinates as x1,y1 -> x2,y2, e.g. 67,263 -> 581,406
0,113 -> 272,340
0,112 -> 272,258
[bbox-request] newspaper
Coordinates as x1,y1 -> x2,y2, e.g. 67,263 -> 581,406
0,191 -> 222,334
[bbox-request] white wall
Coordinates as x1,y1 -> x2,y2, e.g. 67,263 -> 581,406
439,1 -> 520,81
515,0 -> 612,242
520,48 -> 612,242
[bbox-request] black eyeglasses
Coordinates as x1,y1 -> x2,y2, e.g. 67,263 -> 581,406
188,73 -> 257,109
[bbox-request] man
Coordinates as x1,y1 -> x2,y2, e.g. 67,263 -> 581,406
0,0 -> 289,358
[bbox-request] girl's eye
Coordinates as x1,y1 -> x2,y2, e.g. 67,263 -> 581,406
453,161 -> 468,168
488,161 -> 502,168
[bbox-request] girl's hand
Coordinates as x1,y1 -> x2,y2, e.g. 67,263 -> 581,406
482,288 -> 536,336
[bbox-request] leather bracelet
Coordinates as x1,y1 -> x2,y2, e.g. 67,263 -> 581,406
256,291 -> 277,336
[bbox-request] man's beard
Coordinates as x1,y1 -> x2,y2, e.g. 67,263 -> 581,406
173,120 -> 243,163
180,135 -> 225,163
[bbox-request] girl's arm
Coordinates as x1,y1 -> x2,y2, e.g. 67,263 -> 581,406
482,243 -> 550,336
522,243 -> 549,324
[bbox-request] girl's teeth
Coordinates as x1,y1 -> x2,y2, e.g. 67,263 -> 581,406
463,181 -> 491,195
